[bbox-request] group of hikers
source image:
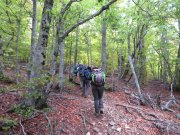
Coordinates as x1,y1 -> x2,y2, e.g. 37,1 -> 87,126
72,64 -> 106,116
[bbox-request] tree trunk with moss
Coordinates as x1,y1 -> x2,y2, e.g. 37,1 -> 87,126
30,0 -> 54,109
32,0 -> 54,79
29,0 -> 37,81
173,18 -> 180,91
101,11 -> 107,73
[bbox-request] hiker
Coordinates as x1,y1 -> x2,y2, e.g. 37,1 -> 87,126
77,64 -> 87,89
91,67 -> 106,116
82,66 -> 92,98
71,64 -> 79,82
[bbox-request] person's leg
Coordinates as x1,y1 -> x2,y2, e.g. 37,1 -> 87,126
98,86 -> 104,114
82,79 -> 86,96
84,80 -> 90,97
92,85 -> 99,115
79,76 -> 83,89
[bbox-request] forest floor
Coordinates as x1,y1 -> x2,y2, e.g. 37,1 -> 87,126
0,67 -> 180,135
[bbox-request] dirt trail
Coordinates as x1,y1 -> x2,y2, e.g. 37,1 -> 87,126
0,77 -> 180,135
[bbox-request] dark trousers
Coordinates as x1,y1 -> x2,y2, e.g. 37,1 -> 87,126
82,79 -> 91,97
92,85 -> 104,113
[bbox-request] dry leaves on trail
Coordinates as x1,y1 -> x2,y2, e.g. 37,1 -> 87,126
0,78 -> 180,135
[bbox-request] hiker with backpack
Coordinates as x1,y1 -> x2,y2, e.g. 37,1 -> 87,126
91,67 -> 106,116
77,64 -> 87,89
82,66 -> 92,98
70,64 -> 79,83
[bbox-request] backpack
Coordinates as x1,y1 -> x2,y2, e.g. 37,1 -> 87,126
71,66 -> 78,75
84,68 -> 92,80
92,69 -> 105,86
78,64 -> 86,77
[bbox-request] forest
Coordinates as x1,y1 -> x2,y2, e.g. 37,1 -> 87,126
0,0 -> 180,134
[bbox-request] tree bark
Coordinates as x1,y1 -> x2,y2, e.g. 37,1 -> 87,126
138,25 -> 147,85
173,18 -> 180,91
58,40 -> 65,90
29,0 -> 37,80
84,32 -> 91,66
101,11 -> 107,73
128,56 -> 145,104
74,25 -> 79,66
32,0 -> 54,78
0,36 -> 4,76
15,1 -> 22,84
15,19 -> 20,84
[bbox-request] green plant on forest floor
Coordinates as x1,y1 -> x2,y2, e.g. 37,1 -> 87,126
12,104 -> 34,118
0,117 -> 17,132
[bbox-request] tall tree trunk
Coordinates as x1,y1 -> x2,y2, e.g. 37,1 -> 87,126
111,40 -> 115,91
68,34 -> 73,80
161,31 -> 167,85
58,40 -> 65,90
118,53 -> 124,79
74,25 -> 79,66
29,0 -> 37,80
0,36 -> 4,76
138,25 -> 147,85
15,19 -> 20,84
89,38 -> 92,67
27,0 -> 54,109
173,18 -> 180,91
84,32 -> 91,66
101,11 -> 107,73
15,1 -> 22,84
32,0 -> 54,79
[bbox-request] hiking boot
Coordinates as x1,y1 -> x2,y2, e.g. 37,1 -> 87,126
100,109 -> 103,114
84,95 -> 88,98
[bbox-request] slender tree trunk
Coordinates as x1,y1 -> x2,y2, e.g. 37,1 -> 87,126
128,56 -> 145,104
29,0 -> 37,80
68,34 -> 73,80
50,18 -> 61,77
161,31 -> 167,85
0,37 -> 4,76
89,39 -> 92,67
111,40 -> 115,91
138,26 -> 147,85
15,0 -> 22,96
84,32 -> 91,66
127,33 -> 145,104
15,15 -> 21,84
101,11 -> 107,73
173,18 -> 180,91
74,25 -> 79,66
118,53 -> 124,79
48,19 -> 55,67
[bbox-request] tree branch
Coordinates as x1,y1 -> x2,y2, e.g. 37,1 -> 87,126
61,0 -> 82,16
132,0 -> 152,17
60,0 -> 117,40
19,121 -> 27,135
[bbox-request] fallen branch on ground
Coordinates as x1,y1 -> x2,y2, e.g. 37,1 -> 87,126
79,110 -> 87,134
19,120 -> 27,135
49,93 -> 78,100
44,113 -> 54,135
